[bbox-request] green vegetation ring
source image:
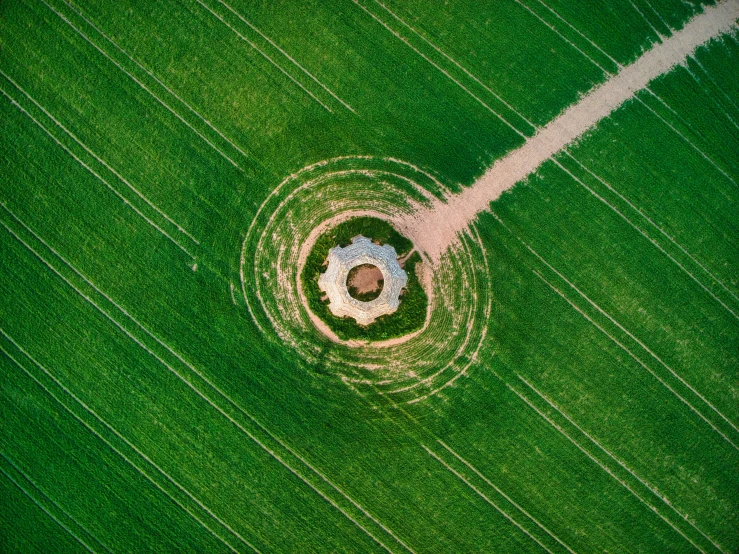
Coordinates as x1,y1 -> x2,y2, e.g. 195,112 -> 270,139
241,157 -> 492,404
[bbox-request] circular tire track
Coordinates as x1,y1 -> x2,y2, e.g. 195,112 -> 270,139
241,157 -> 492,404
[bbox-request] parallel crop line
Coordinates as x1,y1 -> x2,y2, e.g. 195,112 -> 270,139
193,0 -> 334,113
0,453 -> 113,554
213,0 -> 354,112
344,370 -> 572,554
496,373 -> 709,554
238,416 -> 415,554
0,209 -> 404,554
437,440 -> 576,554
636,95 -> 737,186
552,157 -> 739,321
0,452 -> 105,554
639,0 -> 674,36
0,69 -> 198,246
517,375 -> 727,553
0,461 -> 97,553
59,0 -> 261,174
643,83 -> 703,133
0,342 -> 250,554
522,224 -> 739,433
518,0 -> 737,187
531,269 -> 738,452
351,0 -> 528,139
562,152 -> 739,306
422,446 -> 554,554
0,90 -> 195,260
626,0 -> 665,40
370,0 -> 536,132
682,64 -> 739,131
528,0 -> 621,69
689,53 -> 739,116
490,210 -> 739,441
38,0 -> 243,171
513,0 -> 610,76
7,199 -> 409,553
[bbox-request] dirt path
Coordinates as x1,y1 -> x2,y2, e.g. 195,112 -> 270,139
400,0 -> 738,262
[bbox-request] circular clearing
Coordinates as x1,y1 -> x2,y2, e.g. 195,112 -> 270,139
318,235 -> 406,326
240,156 -> 492,405
347,264 -> 384,301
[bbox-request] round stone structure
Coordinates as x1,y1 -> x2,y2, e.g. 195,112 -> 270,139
318,236 -> 408,325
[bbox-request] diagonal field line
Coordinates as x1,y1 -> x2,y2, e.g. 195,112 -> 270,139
58,0 -> 267,175
494,372 -> 711,554
512,0 -> 611,75
637,0 -> 674,37
0,463 -> 97,553
516,375 -> 728,554
0,69 -> 199,246
531,269 -> 739,452
681,63 -> 739,131
351,0 -> 528,139
487,209 -> 739,441
37,0 -> 243,171
501,374 -> 714,553
0,340 -> 252,554
526,0 -> 622,69
0,451 -> 108,554
636,93 -> 737,186
400,0 -> 739,260
369,0 -> 537,132
0,452 -> 113,554
436,440 -> 576,554
0,209 -> 408,554
517,222 -> 739,434
1,201 -> 404,551
192,0 -> 334,113
551,157 -> 739,322
626,0 -> 665,41
689,52 -> 739,115
213,0 -> 354,113
523,0 -> 738,188
0,91 -> 195,260
562,152 -> 739,306
519,0 -> 738,188
342,371 -> 575,554
422,446 -> 554,554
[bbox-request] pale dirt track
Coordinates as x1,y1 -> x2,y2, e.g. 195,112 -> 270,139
400,0 -> 739,263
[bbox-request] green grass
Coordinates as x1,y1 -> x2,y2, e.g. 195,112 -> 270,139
1,0 -> 737,552
301,216 -> 428,341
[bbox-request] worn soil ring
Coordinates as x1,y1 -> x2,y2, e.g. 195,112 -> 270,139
241,157 -> 492,404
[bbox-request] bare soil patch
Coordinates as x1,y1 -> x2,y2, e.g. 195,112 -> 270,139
347,264 -> 384,300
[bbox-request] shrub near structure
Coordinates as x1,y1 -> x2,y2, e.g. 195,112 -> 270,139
302,217 -> 428,341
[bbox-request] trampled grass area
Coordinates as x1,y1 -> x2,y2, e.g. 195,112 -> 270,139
1,0 -> 737,552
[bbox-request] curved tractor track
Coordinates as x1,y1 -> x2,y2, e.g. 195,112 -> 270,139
241,157 -> 492,405
241,1 -> 737,405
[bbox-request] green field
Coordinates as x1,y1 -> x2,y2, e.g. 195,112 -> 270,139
1,0 -> 738,552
